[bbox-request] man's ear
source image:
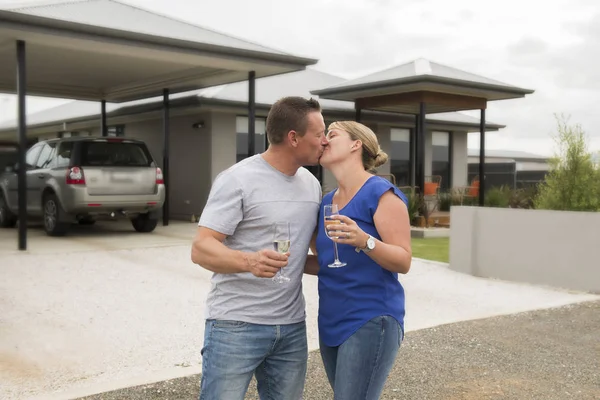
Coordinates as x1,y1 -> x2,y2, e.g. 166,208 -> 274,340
288,130 -> 298,147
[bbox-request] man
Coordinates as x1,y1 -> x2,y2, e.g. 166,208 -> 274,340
191,96 -> 328,399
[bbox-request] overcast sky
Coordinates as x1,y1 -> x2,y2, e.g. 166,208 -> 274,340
0,0 -> 598,155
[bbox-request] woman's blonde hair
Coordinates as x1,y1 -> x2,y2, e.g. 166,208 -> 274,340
328,121 -> 388,172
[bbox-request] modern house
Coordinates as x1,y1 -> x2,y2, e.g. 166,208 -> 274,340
0,66 -> 510,221
0,0 -> 534,225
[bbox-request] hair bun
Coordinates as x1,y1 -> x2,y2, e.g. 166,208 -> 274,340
373,150 -> 389,168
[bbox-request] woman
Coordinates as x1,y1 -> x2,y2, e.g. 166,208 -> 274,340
310,121 -> 412,399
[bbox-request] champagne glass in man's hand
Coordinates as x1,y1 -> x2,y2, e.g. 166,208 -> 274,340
272,221 -> 291,283
246,248 -> 288,278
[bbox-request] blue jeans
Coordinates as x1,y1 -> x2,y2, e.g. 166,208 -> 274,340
319,315 -> 403,400
199,319 -> 308,400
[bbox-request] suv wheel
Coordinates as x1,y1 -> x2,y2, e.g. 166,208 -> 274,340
131,213 -> 158,233
43,194 -> 69,236
0,195 -> 17,228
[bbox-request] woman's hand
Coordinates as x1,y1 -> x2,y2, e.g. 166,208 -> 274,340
326,215 -> 369,248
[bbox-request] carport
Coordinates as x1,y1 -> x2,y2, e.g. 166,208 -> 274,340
0,0 -> 316,250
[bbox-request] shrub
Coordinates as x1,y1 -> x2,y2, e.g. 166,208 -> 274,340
534,114 -> 600,211
403,190 -> 421,224
484,185 -> 511,208
509,187 -> 536,209
437,191 -> 452,212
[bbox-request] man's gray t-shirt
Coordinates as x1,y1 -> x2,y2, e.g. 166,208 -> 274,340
198,154 -> 321,325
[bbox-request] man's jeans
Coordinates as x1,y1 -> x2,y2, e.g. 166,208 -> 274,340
199,319 -> 308,400
319,315 -> 403,400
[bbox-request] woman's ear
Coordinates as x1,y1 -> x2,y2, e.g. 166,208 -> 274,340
350,140 -> 363,151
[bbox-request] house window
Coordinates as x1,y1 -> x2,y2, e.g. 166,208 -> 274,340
107,125 -> 125,137
58,131 -> 91,138
236,116 -> 266,162
432,131 -> 450,190
390,128 -> 410,186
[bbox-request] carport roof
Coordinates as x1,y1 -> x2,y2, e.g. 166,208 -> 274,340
0,0 -> 317,102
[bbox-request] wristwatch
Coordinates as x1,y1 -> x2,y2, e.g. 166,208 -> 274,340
356,235 -> 376,253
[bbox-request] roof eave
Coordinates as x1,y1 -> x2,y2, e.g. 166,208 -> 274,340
0,10 -> 318,68
311,75 -> 535,99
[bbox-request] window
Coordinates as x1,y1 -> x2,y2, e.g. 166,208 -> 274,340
390,128 -> 411,186
107,125 -> 125,137
236,116 -> 266,162
81,141 -> 151,167
55,141 -> 74,168
432,131 -> 450,190
25,144 -> 43,168
35,143 -> 56,169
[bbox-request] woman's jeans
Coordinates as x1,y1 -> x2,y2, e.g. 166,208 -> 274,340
319,315 -> 403,400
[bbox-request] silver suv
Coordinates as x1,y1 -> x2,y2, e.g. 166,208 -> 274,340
0,137 -> 165,236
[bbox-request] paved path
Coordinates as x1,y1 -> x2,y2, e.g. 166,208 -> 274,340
1,222 -> 598,399
76,300 -> 600,400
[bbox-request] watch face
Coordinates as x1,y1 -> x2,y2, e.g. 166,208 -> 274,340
367,237 -> 375,249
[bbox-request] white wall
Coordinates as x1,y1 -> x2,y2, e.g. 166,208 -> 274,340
452,131 -> 468,186
450,206 -> 600,293
210,111 -> 237,182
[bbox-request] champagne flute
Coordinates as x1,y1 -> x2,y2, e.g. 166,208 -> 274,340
272,221 -> 291,283
323,204 -> 347,268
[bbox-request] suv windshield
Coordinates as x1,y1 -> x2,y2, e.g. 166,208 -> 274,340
80,141 -> 152,167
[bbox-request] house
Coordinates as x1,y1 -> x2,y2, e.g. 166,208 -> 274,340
0,66 -> 508,221
467,149 -> 550,189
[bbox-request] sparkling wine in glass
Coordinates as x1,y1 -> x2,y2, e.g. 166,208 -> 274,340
323,204 -> 347,268
272,221 -> 291,283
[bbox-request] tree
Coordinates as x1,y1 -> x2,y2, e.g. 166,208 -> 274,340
534,114 -> 600,211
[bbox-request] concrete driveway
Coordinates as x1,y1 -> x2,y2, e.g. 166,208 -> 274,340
0,220 -> 196,254
1,221 -> 598,400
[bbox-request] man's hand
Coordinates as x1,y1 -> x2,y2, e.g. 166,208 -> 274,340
245,249 -> 289,278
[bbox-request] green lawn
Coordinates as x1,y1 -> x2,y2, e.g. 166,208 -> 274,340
411,237 -> 449,263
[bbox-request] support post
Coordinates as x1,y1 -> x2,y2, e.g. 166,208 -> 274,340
247,71 -> 256,157
355,107 -> 362,123
448,131 -> 454,189
16,40 -> 27,251
479,108 -> 486,206
410,116 -> 418,187
162,89 -> 170,226
417,102 -> 426,195
101,100 -> 107,137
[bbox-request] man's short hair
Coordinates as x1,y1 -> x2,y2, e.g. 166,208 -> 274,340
266,97 -> 321,145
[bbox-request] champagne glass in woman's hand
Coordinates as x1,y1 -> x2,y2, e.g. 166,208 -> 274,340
324,204 -> 347,268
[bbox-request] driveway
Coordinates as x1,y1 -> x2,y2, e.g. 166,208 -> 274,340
0,220 -> 195,254
0,222 -> 598,400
